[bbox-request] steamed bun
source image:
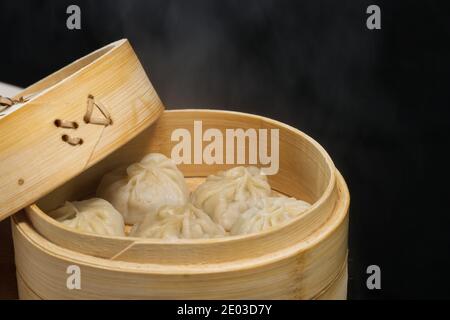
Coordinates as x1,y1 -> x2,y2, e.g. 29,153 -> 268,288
130,203 -> 226,240
97,153 -> 189,225
230,196 -> 311,235
51,198 -> 125,237
191,166 -> 271,231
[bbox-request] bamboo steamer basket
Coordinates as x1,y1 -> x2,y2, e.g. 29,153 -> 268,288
11,109 -> 350,300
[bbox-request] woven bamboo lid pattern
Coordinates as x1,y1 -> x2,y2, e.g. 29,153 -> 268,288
0,39 -> 165,221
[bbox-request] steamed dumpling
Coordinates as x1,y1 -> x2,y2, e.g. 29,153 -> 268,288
130,203 -> 226,240
191,166 -> 271,231
97,153 -> 189,224
230,196 -> 311,235
50,198 -> 125,237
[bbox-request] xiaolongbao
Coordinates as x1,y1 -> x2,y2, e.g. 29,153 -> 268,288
230,196 -> 311,235
191,166 -> 271,231
130,203 -> 226,240
97,153 -> 189,224
50,198 -> 125,237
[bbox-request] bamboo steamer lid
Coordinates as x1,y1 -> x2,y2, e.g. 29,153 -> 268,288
0,39 -> 165,221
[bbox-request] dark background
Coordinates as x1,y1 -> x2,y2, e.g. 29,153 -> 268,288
1,0 -> 449,299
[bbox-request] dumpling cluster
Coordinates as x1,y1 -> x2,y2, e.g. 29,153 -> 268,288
54,153 -> 312,239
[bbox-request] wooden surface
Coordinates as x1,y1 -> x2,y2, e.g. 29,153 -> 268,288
0,39 -> 164,222
13,110 -> 350,299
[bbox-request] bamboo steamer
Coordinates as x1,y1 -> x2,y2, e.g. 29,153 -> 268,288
11,110 -> 350,300
0,39 -> 164,221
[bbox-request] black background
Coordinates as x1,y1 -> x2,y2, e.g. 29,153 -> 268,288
1,0 -> 449,299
